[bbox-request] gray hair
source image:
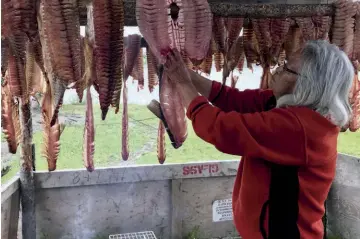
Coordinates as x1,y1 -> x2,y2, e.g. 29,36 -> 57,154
276,40 -> 354,127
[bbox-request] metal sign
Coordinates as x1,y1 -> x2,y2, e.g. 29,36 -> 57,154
212,198 -> 233,222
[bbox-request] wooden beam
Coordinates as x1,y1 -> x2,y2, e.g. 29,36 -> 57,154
210,3 -> 334,18
79,1 -> 335,26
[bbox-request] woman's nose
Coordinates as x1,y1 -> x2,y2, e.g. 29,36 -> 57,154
273,65 -> 283,75
277,65 -> 284,72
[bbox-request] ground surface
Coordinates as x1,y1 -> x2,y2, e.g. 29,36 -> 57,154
2,103 -> 360,184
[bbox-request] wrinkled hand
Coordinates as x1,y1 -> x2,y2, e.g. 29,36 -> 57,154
269,50 -> 301,99
164,48 -> 192,85
163,48 -> 199,108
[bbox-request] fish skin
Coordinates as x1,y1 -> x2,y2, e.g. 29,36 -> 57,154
1,80 -> 20,154
41,81 -> 63,171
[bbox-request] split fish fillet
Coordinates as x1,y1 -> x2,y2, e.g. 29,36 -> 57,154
1,80 -> 21,154
137,0 -> 212,148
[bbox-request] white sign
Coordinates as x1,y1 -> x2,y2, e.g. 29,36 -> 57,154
212,198 -> 233,222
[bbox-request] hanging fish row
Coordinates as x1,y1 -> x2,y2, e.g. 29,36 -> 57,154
1,0 -> 359,173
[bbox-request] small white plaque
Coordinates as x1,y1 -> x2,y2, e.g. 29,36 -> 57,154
212,198 -> 233,222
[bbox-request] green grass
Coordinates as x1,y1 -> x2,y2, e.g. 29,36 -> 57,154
136,121 -> 234,165
1,103 -> 161,182
1,103 -> 360,184
58,103 -> 233,166
1,132 -> 6,142
337,130 -> 360,157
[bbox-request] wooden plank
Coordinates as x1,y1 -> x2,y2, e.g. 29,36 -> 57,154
208,3 -> 334,18
327,154 -> 360,239
1,177 -> 20,239
1,189 -> 20,239
78,0 -> 335,26
1,177 -> 20,204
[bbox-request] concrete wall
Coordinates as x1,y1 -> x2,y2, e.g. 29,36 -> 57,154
1,154 -> 360,239
327,154 -> 360,239
34,160 -> 239,239
1,177 -> 20,239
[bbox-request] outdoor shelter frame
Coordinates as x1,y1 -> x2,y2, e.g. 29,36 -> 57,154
18,0 -> 338,238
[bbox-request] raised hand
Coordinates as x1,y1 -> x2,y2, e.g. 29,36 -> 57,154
164,48 -> 192,85
163,48 -> 199,108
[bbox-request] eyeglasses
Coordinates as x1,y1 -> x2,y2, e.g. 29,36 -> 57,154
283,63 -> 300,76
274,63 -> 300,76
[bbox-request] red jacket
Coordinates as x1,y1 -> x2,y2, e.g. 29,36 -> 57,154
186,81 -> 339,239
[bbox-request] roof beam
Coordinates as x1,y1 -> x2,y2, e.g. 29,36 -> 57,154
79,1 -> 335,26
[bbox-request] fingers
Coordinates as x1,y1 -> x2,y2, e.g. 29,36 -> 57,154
168,50 -> 175,63
164,56 -> 171,68
165,54 -> 174,69
171,48 -> 180,58
169,48 -> 176,57
163,48 -> 185,72
172,48 -> 182,61
169,48 -> 180,62
164,48 -> 178,68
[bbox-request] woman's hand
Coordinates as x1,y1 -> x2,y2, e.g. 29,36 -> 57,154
270,52 -> 301,99
164,48 -> 200,108
164,48 -> 192,85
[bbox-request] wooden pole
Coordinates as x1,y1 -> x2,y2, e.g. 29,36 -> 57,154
32,143 -> 36,171
19,100 -> 36,239
78,1 -> 335,26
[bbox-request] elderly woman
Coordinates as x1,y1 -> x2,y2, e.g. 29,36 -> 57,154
163,40 -> 354,239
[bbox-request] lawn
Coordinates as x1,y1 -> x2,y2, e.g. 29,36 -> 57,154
1,103 -> 360,184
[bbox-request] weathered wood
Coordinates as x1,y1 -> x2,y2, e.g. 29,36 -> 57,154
18,100 -> 36,239
327,154 -> 360,239
78,0 -> 335,26
32,144 -> 36,171
209,3 -> 334,18
1,177 -> 20,239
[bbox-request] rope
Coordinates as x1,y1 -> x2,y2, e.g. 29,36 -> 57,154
128,116 -> 158,130
65,115 -> 159,130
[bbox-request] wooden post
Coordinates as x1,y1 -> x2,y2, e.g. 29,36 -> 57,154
323,201 -> 327,239
19,100 -> 36,239
32,143 -> 36,171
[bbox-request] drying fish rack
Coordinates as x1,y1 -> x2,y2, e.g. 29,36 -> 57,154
109,231 -> 157,239
14,1 -> 342,239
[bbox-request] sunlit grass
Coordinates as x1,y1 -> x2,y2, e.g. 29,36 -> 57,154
337,130 -> 360,157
